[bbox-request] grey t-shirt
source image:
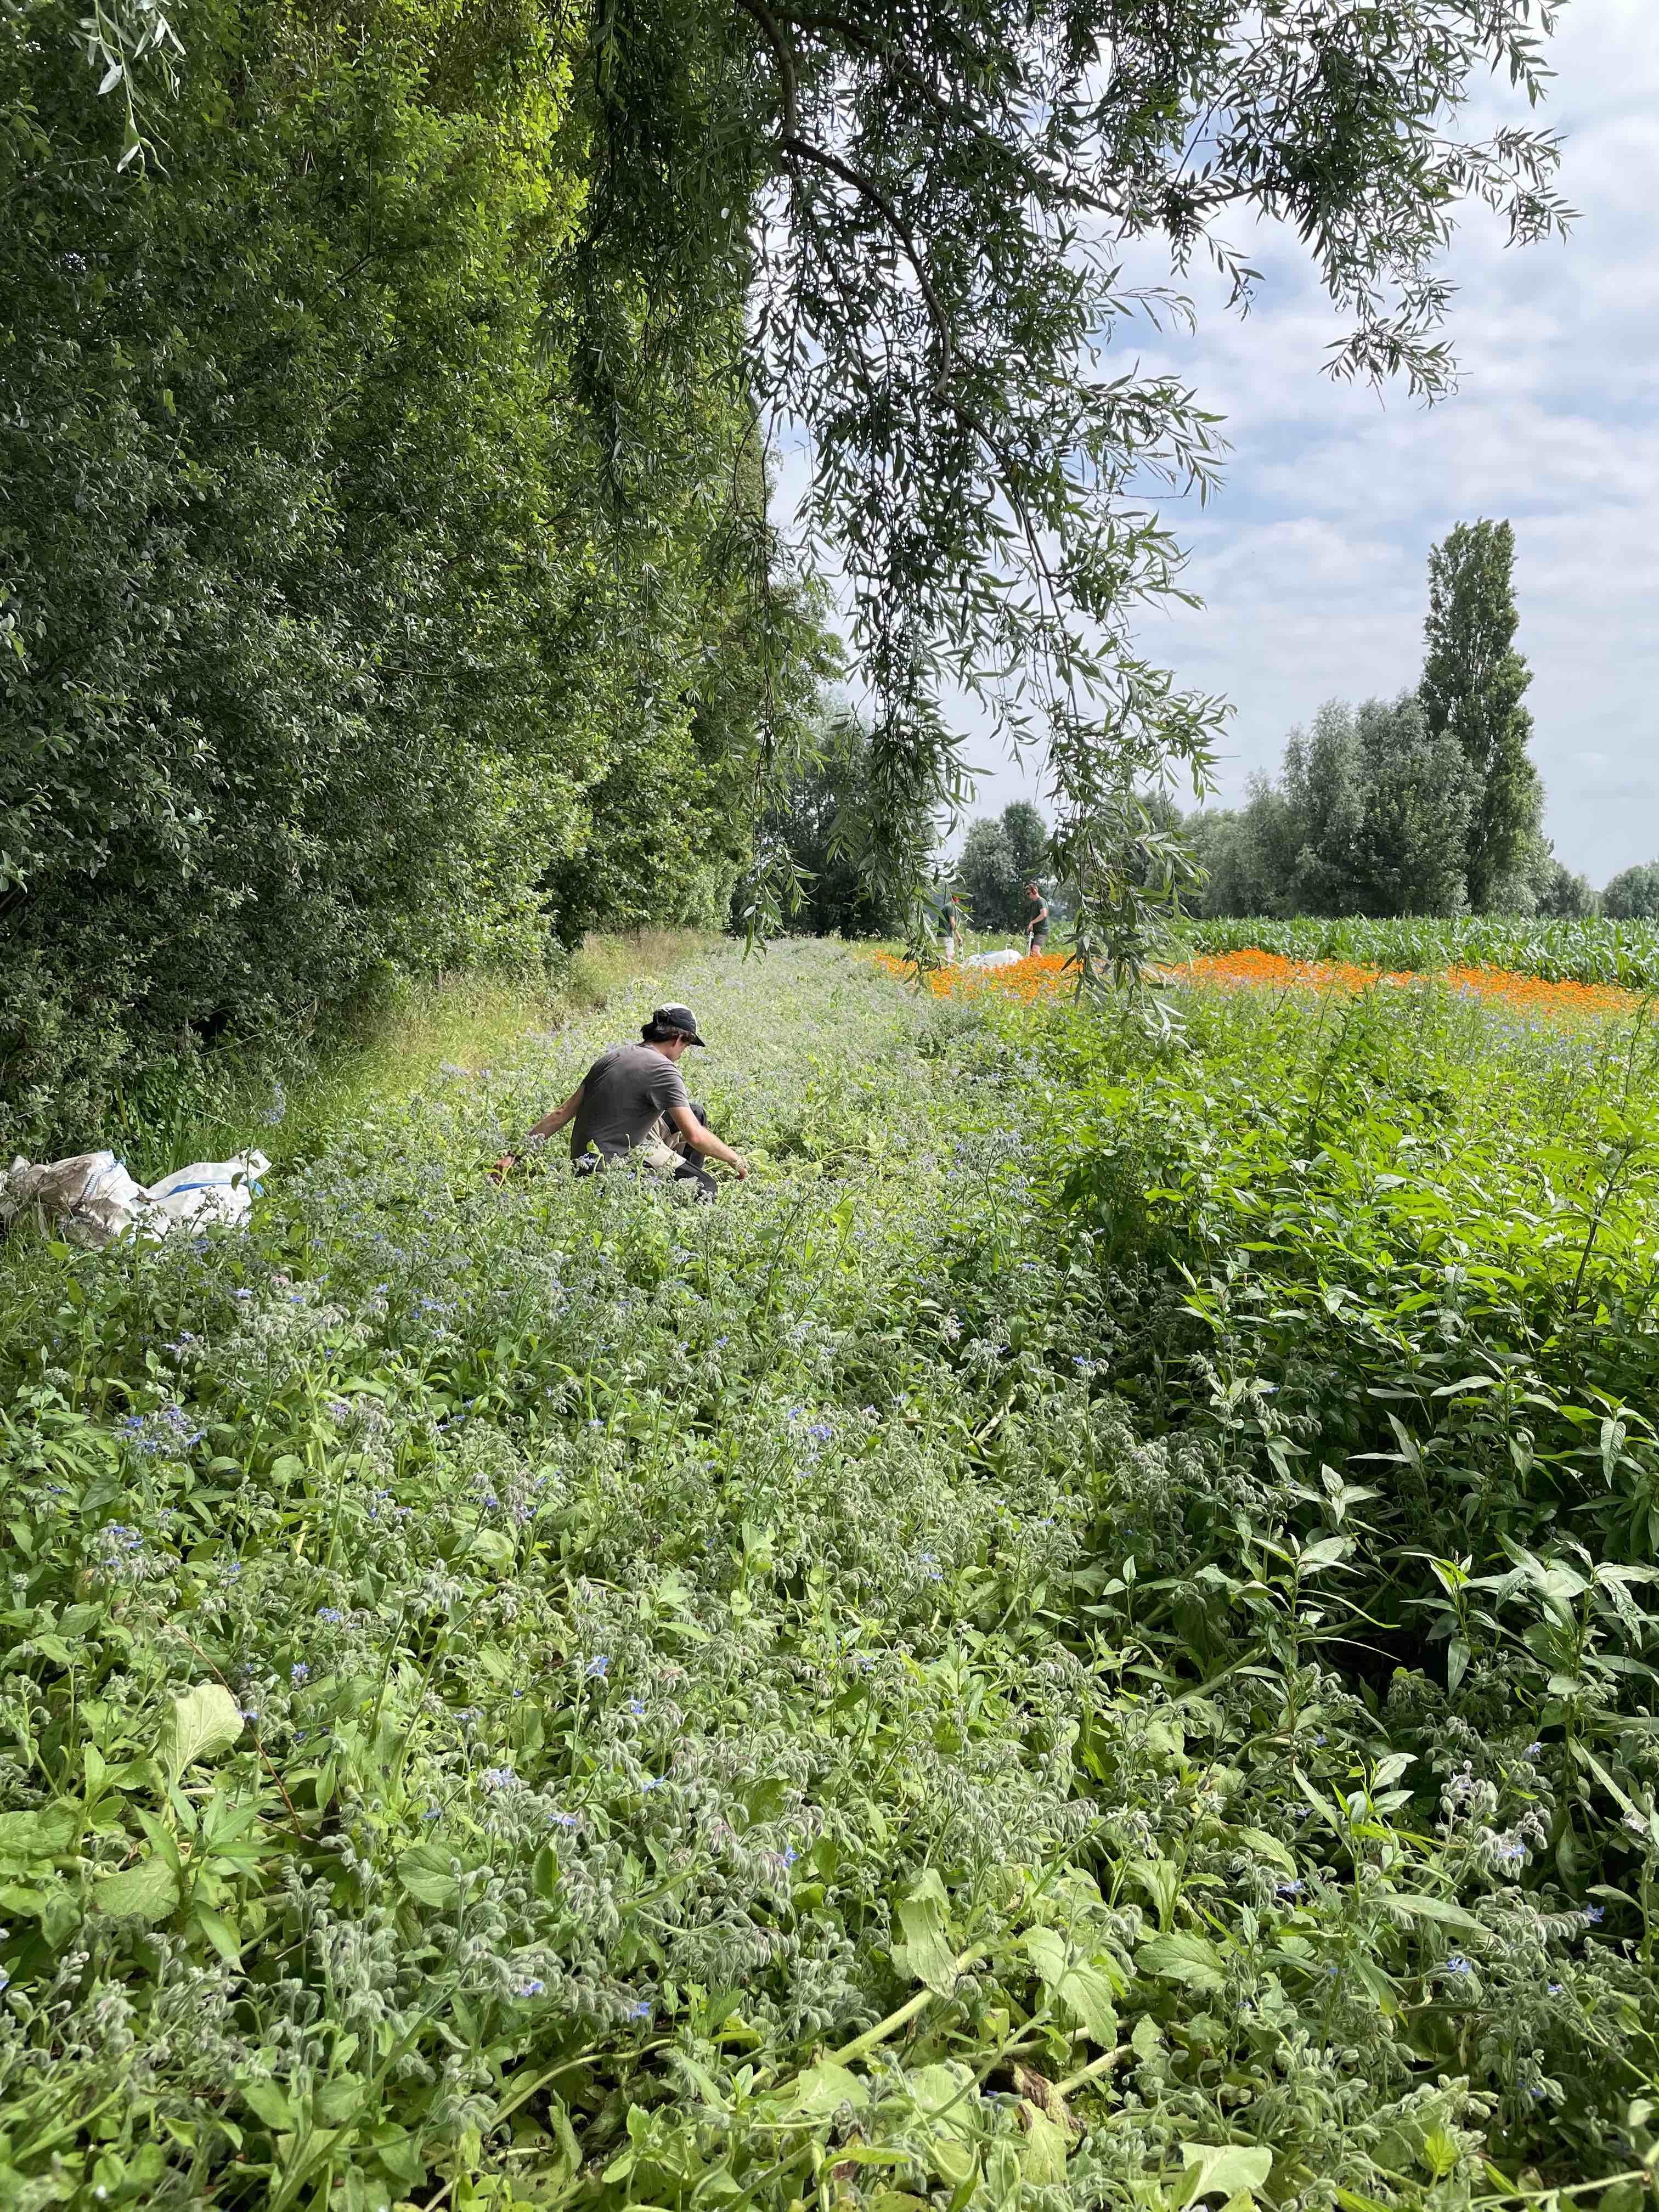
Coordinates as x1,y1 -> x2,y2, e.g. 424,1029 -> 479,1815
569,1043 -> 691,1163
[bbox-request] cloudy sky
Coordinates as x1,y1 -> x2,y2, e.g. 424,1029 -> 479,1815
788,2 -> 1659,887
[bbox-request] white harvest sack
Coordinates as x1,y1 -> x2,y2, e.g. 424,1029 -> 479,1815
142,1153 -> 269,1235
965,948 -> 1023,971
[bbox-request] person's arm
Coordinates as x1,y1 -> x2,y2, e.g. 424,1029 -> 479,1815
492,1084 -> 583,1178
669,1104 -> 747,1179
527,1085 -> 585,1144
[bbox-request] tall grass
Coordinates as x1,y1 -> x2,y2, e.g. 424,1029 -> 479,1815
87,932 -> 716,1184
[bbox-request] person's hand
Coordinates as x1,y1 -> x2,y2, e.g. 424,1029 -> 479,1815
489,1154 -> 517,1184
726,1153 -> 749,1180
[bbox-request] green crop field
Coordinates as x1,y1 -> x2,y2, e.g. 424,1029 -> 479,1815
2,940 -> 1656,2210
1179,915 -> 1659,989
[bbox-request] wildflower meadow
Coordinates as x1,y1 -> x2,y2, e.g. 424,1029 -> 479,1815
2,937 -> 1657,2210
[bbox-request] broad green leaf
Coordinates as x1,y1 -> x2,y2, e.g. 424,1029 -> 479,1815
239,2076 -> 296,2131
159,1684 -> 244,1786
0,1805 -> 80,1862
1137,1929 -> 1228,1994
1022,1926 -> 1121,2042
904,2061 -> 976,2125
194,1903 -> 241,1965
1235,1827 -> 1296,1875
397,1845 -> 464,1909
893,1870 -> 959,1994
92,1855 -> 179,1922
791,2061 -> 869,2115
1181,2143 -> 1273,2205
1018,2106 -> 1069,2185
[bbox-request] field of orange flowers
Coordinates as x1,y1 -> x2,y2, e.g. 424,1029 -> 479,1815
873,944 -> 1637,1022
1166,946 -> 1638,1021
870,949 -> 1076,1003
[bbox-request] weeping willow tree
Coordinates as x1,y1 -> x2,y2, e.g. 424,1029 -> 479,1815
565,0 -> 1571,967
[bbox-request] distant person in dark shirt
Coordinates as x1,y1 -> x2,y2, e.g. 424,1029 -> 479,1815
1025,881 -> 1050,955
492,1003 -> 747,1199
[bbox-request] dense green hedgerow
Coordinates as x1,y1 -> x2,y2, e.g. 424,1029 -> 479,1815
0,942 -> 1655,2211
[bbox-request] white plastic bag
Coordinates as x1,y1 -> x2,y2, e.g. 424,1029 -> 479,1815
142,1152 -> 269,1235
965,947 -> 1022,971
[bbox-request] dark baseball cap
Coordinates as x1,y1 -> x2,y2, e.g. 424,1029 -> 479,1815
652,1003 -> 706,1047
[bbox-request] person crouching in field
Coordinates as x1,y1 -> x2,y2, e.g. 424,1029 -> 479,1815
493,1003 -> 748,1199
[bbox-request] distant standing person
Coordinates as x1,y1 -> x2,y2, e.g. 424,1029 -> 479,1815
493,1003 -> 747,1199
1025,881 -> 1050,955
926,871 -> 961,962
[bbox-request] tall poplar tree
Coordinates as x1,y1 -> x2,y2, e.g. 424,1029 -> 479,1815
1419,520 -> 1544,910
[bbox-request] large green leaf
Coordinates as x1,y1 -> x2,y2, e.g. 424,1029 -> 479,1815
159,1684 -> 245,1787
790,2062 -> 870,2116
92,1856 -> 179,1922
892,1870 -> 959,1994
1181,2143 -> 1273,2207
1023,1927 -> 1120,2044
1137,1930 -> 1228,1995
0,1805 -> 80,1865
397,1846 -> 465,1909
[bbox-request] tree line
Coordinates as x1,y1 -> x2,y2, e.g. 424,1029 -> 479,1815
4,1 -> 1577,1145
767,518 -> 1634,938
2,0 -> 832,1147
1182,520 -> 1598,921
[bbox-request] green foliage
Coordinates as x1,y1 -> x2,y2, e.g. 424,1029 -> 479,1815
0,0 -> 827,1152
9,0 -> 1585,1074
1186,696 -> 1476,919
1,940 -> 1654,2207
1421,520 -> 1545,912
956,802 -> 1051,933
1604,865 -> 1659,923
575,0 -> 1573,963
743,711 -> 924,940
